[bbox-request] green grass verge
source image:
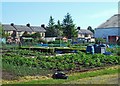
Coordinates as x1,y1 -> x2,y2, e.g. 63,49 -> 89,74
12,65 -> 119,84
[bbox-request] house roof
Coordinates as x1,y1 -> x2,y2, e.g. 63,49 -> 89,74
2,24 -> 16,31
97,14 -> 120,28
2,24 -> 46,32
30,26 -> 46,32
78,29 -> 93,35
14,25 -> 33,32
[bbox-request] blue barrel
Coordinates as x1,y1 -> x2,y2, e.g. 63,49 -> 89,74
86,45 -> 94,54
93,44 -> 99,53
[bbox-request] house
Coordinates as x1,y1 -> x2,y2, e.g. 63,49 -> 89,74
2,23 -> 46,43
2,24 -> 16,36
13,24 -> 33,37
94,14 -> 120,44
78,29 -> 94,42
30,26 -> 46,38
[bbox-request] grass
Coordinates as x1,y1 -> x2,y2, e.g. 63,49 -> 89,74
2,63 -> 53,77
3,65 -> 119,84
65,73 -> 118,84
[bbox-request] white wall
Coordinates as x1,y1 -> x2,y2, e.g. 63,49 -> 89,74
43,37 -> 56,42
94,28 -> 119,42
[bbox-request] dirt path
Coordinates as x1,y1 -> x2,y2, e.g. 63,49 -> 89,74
65,73 -> 119,84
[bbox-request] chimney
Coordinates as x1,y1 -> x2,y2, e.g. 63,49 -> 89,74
41,24 -> 45,28
26,23 -> 30,27
77,27 -> 80,30
11,23 -> 14,26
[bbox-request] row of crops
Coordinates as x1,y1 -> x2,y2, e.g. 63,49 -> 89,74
2,49 -> 120,72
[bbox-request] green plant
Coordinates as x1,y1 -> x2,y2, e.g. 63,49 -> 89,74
95,38 -> 106,44
2,47 -> 120,72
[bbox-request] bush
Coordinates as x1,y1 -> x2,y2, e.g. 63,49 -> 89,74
38,39 -> 47,44
95,38 -> 106,44
117,49 -> 120,56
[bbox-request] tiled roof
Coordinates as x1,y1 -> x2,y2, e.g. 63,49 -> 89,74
14,25 -> 33,32
30,26 -> 46,32
2,24 -> 46,32
2,24 -> 16,31
97,14 -> 120,28
78,29 -> 93,34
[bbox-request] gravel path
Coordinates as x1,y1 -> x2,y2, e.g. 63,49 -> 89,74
65,73 -> 119,84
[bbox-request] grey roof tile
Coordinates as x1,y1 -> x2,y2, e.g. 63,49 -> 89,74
14,25 -> 33,32
78,29 -> 93,34
30,26 -> 46,32
2,24 -> 16,31
97,14 -> 120,28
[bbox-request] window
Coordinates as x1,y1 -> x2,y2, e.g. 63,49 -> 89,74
85,34 -> 88,37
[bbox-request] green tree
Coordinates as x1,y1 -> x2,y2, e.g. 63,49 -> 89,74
62,13 -> 77,39
55,20 -> 63,36
95,38 -> 106,44
31,32 -> 41,39
0,23 -> 2,37
22,31 -> 30,37
2,26 -> 10,38
45,16 -> 57,37
0,23 -> 8,38
87,26 -> 94,33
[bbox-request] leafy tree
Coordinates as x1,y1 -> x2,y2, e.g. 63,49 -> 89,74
22,31 -> 30,37
2,28 -> 10,38
45,16 -> 57,37
87,26 -> 94,33
62,13 -> 77,39
31,32 -> 41,39
0,23 -> 2,37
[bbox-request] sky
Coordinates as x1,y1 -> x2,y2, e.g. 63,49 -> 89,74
2,2 -> 118,29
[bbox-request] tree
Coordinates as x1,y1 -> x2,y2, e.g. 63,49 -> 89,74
62,13 -> 77,39
55,20 -> 63,36
31,32 -> 41,39
22,31 -> 30,37
2,27 -> 10,38
87,26 -> 94,33
0,23 -> 8,38
95,38 -> 106,44
0,23 -> 2,37
45,16 -> 57,37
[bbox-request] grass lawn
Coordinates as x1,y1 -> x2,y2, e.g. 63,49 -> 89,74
2,65 -> 119,85
65,73 -> 119,84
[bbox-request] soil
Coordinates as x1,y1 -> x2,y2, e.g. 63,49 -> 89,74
2,70 -> 18,80
2,65 -> 116,81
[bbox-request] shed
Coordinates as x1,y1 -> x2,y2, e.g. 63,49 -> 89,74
95,14 -> 120,43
